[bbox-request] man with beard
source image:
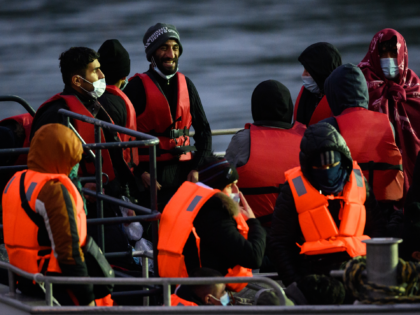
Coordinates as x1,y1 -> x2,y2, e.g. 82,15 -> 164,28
124,23 -> 212,210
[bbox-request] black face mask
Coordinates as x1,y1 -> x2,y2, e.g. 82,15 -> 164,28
310,161 -> 347,194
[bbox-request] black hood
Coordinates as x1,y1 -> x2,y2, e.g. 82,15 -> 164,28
324,63 -> 369,116
251,80 -> 293,128
298,42 -> 342,94
299,123 -> 353,185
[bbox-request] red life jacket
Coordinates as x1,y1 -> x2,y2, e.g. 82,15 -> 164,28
286,162 -> 370,257
170,294 -> 198,306
294,86 -> 332,125
158,182 -> 252,292
129,72 -> 193,162
105,85 -> 139,166
335,107 -> 404,202
0,113 -> 33,165
237,122 -> 306,225
37,94 -> 116,181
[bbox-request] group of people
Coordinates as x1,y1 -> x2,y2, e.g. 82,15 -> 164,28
1,24 -> 420,307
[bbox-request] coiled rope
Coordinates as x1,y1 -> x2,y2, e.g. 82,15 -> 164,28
343,256 -> 420,304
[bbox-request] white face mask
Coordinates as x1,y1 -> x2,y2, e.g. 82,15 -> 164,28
151,57 -> 178,80
78,76 -> 106,99
380,58 -> 399,79
301,75 -> 320,94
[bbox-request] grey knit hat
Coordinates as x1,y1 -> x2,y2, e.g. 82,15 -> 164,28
143,23 -> 183,61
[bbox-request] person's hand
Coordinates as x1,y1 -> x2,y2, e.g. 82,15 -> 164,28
83,183 -> 104,203
187,170 -> 199,183
238,189 -> 256,220
141,172 -> 162,190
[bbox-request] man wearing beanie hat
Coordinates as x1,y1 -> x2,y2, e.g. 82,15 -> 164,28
124,23 -> 212,209
159,155 -> 266,285
269,123 -> 386,287
97,39 -> 132,128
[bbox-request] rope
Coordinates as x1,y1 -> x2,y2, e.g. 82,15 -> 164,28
343,256 -> 420,304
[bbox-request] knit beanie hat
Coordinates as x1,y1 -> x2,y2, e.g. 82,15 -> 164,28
143,23 -> 183,62
98,39 -> 130,85
198,157 -> 239,191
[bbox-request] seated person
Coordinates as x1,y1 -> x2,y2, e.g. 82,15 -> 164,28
172,268 -> 229,306
358,28 -> 420,196
294,42 -> 342,126
158,156 -> 266,292
2,124 -> 111,306
322,63 -> 403,209
226,80 -> 306,227
269,123 -> 386,286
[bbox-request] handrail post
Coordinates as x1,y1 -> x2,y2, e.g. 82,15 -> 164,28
142,257 -> 149,306
149,146 -> 159,277
163,280 -> 171,306
45,281 -> 53,306
95,124 -> 105,252
8,270 -> 15,296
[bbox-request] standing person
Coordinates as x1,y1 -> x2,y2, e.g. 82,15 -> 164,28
226,80 -> 306,227
2,124 -> 111,306
322,63 -> 404,207
124,23 -> 212,210
269,123 -> 385,286
294,42 -> 342,126
358,28 -> 420,196
98,39 -> 138,166
30,47 -> 140,263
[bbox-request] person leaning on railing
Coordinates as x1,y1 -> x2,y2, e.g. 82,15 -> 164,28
2,124 -> 112,306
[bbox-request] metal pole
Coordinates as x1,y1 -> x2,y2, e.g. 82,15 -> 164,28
362,238 -> 402,286
163,281 -> 171,306
149,145 -> 159,277
8,270 -> 15,296
95,124 -> 104,252
45,281 -> 53,306
142,257 -> 149,306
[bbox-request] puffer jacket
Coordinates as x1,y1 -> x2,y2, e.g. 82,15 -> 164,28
269,123 -> 386,286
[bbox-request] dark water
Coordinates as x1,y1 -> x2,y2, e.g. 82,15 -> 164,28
1,0 -> 420,151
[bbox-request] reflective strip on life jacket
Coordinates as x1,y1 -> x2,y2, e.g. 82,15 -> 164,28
170,294 -> 198,306
2,170 -> 86,275
285,161 -> 369,257
293,86 -> 332,125
158,182 -> 252,292
105,85 -> 139,166
335,107 -> 403,201
0,113 -> 33,165
37,94 -> 116,181
237,122 -> 305,224
130,72 -> 193,162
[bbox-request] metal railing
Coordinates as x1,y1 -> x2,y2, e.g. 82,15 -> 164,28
0,95 -> 36,116
0,261 -> 286,307
189,128 -> 242,137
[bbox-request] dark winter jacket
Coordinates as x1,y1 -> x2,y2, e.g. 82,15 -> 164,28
182,193 -> 266,276
98,89 -> 127,128
269,123 -> 386,286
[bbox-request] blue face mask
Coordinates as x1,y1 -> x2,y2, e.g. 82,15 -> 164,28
120,77 -> 129,91
301,75 -> 320,94
380,58 -> 399,79
210,292 -> 230,306
311,161 -> 347,195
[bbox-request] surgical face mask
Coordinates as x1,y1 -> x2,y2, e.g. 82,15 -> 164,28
151,57 -> 178,80
210,292 -> 230,306
301,75 -> 320,94
78,76 -> 106,99
380,58 -> 399,79
120,77 -> 129,91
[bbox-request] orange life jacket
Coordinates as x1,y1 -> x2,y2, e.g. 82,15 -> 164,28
158,182 -> 252,292
2,170 -> 87,275
0,113 -> 33,165
237,122 -> 306,225
170,294 -> 198,306
37,94 -> 117,181
335,107 -> 404,202
105,85 -> 139,166
129,73 -> 193,162
285,161 -> 370,257
294,86 -> 332,125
